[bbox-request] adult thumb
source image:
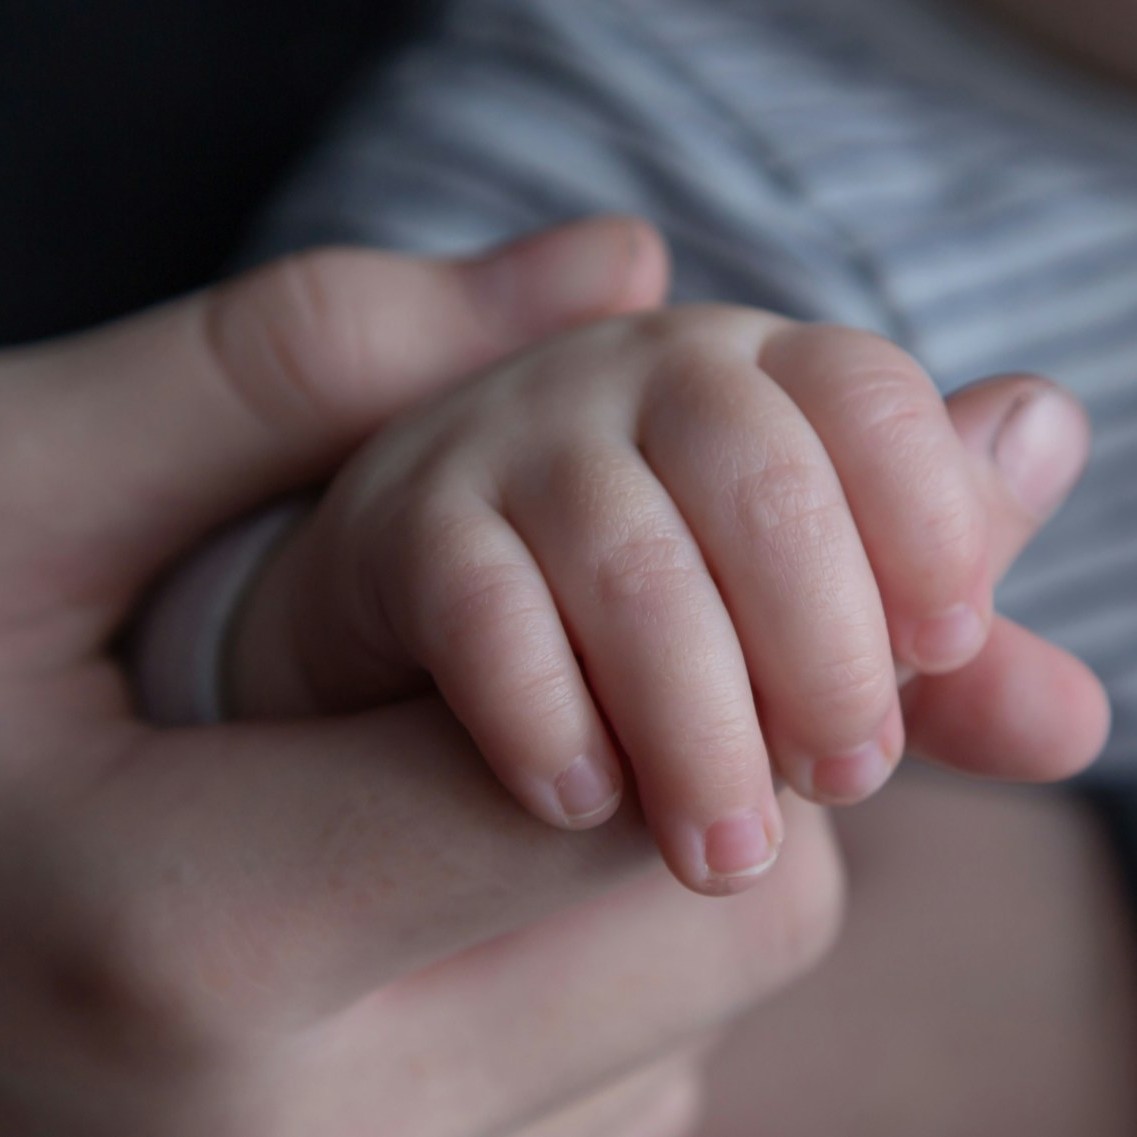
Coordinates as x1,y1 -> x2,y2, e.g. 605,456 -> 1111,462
947,373 -> 1091,583
902,373 -> 1109,782
0,216 -> 669,599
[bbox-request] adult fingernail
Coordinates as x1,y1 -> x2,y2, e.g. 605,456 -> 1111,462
702,810 -> 781,890
993,388 -> 1090,518
554,755 -> 621,827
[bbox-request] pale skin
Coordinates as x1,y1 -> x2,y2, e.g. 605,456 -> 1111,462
216,3 -> 1137,1126
0,217 -> 856,1135
0,216 -> 1110,1135
226,245 -> 1108,895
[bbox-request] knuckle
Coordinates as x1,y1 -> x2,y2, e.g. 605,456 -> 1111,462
407,536 -> 583,736
618,664 -> 763,800
644,328 -> 751,407
699,744 -> 763,800
540,441 -> 638,522
849,379 -> 938,454
911,476 -> 986,578
435,568 -> 539,657
895,470 -> 986,595
725,454 -> 842,550
799,324 -> 928,386
768,322 -> 935,418
634,304 -> 779,403
418,542 -> 541,661
502,659 -> 579,726
667,697 -> 761,789
205,248 -> 365,434
592,531 -> 702,610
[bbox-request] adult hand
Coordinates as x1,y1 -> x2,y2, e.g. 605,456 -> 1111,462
0,218 -> 846,1137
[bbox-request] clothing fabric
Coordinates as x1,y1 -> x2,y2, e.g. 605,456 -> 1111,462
132,500 -> 307,725
242,0 -> 1137,776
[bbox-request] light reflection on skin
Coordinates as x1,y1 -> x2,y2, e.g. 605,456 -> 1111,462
967,0 -> 1137,87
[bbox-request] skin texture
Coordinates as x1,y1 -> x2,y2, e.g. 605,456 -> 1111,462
0,215 -> 1110,1134
227,312 -> 1108,894
1,217 -> 854,1136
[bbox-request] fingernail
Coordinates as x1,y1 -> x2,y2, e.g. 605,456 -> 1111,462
806,704 -> 904,804
703,810 -> 781,888
910,601 -> 986,672
993,388 -> 1090,518
555,755 -> 621,826
477,218 -> 643,336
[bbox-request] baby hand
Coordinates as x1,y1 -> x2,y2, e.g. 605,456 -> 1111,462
227,307 -> 1098,892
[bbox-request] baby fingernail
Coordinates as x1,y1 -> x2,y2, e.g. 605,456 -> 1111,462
993,388 -> 1090,519
555,756 -> 621,826
806,705 -> 904,804
703,810 -> 781,887
910,601 -> 986,672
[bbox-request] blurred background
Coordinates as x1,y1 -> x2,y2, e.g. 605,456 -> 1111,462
0,0 -> 433,344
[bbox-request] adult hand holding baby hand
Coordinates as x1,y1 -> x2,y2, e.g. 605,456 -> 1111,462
225,305 -> 1109,895
0,217 -> 847,1136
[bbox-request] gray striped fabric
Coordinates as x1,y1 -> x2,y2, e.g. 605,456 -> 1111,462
245,0 -> 1137,778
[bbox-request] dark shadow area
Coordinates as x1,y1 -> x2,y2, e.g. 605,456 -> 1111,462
0,1 -> 437,344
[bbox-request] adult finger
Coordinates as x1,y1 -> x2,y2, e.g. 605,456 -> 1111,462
0,217 -> 668,604
891,373 -> 1090,693
29,706 -> 839,1043
27,700 -> 649,1038
903,618 -> 1109,780
903,375 -> 1110,779
261,794 -> 841,1137
946,373 -> 1091,582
